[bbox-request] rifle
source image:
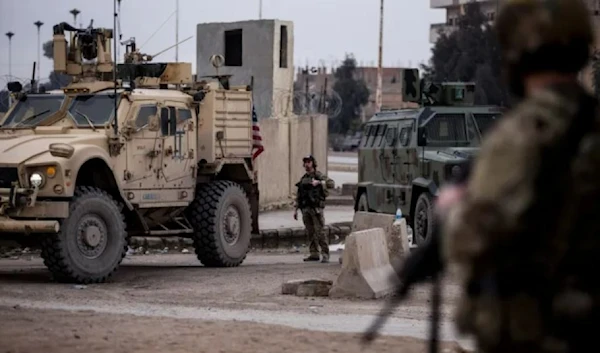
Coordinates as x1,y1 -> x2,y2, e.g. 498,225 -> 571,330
362,159 -> 473,353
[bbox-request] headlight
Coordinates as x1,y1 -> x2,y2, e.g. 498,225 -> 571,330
451,165 -> 461,177
29,173 -> 44,187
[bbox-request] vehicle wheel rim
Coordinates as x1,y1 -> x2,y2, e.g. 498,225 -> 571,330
222,205 -> 241,244
76,214 -> 108,259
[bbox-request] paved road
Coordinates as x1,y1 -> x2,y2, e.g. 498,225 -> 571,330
0,252 -> 473,352
328,171 -> 357,186
259,205 -> 354,229
328,154 -> 358,166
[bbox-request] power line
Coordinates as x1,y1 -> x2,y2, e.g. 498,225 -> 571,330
140,10 -> 177,50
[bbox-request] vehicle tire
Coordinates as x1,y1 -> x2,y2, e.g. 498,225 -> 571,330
357,192 -> 369,212
40,186 -> 127,284
186,180 -> 252,267
413,192 -> 435,246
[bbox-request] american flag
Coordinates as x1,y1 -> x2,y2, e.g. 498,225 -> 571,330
251,104 -> 264,161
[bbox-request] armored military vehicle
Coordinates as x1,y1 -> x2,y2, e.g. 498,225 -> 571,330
0,21 -> 260,283
355,69 -> 505,246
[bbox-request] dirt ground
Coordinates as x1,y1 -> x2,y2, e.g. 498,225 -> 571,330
0,250 -> 471,353
0,306 -> 466,353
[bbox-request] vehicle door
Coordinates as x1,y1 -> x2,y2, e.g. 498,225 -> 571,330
159,102 -> 197,196
123,102 -> 162,192
391,120 -> 415,208
420,112 -> 468,183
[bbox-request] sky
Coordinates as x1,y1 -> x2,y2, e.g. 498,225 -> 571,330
0,0 -> 445,83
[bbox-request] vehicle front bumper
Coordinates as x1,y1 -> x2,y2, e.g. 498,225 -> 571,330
0,186 -> 67,234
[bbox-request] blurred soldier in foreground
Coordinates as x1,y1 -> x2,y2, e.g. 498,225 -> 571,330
438,0 -> 600,352
293,155 -> 335,263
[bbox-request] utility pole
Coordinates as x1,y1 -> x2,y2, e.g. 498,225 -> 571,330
70,8 -> 80,26
375,0 -> 384,116
176,0 -> 179,62
34,21 -> 43,84
259,0 -> 263,19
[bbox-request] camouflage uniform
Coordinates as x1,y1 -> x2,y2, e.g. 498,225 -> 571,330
295,158 -> 335,262
442,1 -> 600,352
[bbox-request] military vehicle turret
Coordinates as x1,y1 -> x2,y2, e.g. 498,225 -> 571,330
0,20 -> 260,283
355,69 -> 505,246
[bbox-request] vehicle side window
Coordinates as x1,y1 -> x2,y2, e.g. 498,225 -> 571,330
399,127 -> 411,146
136,105 -> 157,129
367,125 -> 379,147
425,113 -> 467,142
178,108 -> 192,121
375,124 -> 387,147
160,106 -> 178,136
385,127 -> 397,147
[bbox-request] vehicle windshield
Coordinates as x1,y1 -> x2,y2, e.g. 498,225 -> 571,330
473,113 -> 502,137
0,95 -> 64,128
68,94 -> 119,127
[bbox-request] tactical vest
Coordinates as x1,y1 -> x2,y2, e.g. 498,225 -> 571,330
296,174 -> 326,209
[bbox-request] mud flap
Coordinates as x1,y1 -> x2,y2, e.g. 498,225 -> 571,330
250,183 -> 260,234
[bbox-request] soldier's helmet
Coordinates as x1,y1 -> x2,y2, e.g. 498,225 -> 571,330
302,155 -> 317,168
496,0 -> 594,81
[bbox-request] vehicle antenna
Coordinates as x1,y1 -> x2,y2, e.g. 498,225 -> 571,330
150,36 -> 193,59
113,0 -> 119,135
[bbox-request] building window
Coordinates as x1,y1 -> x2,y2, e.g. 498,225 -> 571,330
224,29 -> 243,66
279,25 -> 288,68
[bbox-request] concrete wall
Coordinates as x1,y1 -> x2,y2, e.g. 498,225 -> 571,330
196,19 -> 294,119
256,114 -> 329,207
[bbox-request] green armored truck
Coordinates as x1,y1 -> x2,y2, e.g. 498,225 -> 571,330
354,69 -> 505,246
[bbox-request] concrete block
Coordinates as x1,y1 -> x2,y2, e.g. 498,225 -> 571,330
262,229 -> 279,249
145,237 -> 164,248
163,237 -> 180,248
291,227 -> 306,238
181,238 -> 194,246
128,237 -> 143,248
341,183 -> 358,197
352,212 -> 410,272
282,279 -> 333,297
277,228 -> 292,239
329,228 -> 400,299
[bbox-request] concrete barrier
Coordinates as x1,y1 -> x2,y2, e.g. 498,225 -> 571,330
329,228 -> 400,299
350,212 -> 410,271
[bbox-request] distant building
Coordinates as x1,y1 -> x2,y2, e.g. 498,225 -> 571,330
196,19 -> 294,119
429,0 -> 499,44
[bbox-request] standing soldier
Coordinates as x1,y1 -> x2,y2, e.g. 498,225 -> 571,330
437,0 -> 600,352
294,155 -> 335,263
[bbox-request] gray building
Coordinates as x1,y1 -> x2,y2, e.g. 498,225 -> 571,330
196,19 -> 295,119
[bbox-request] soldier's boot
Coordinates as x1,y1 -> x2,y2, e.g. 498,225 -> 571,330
321,254 -> 330,263
303,255 -> 320,262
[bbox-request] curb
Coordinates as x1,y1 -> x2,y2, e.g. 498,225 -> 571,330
127,221 -> 353,251
326,196 -> 354,206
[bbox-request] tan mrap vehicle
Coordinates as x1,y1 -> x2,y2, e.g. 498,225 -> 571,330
0,21 -> 260,283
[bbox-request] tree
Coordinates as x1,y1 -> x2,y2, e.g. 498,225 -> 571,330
421,3 -> 509,106
331,54 -> 370,134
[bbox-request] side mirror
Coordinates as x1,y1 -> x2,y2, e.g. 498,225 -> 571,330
417,126 -> 428,146
149,115 -> 160,131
